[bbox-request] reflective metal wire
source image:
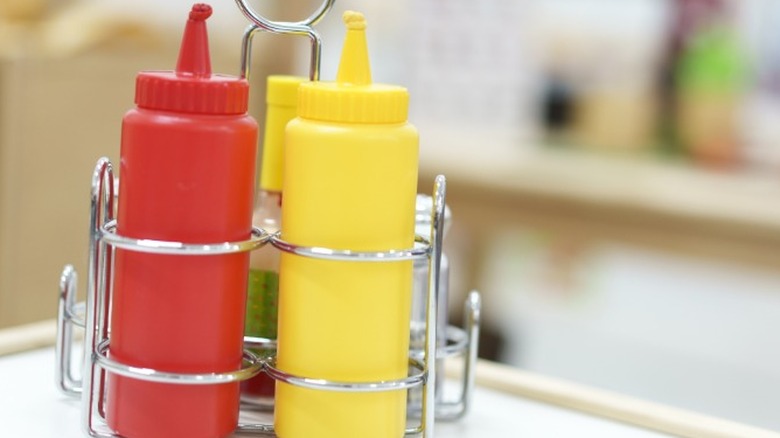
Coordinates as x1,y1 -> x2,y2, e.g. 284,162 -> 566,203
55,158 -> 477,437
235,0 -> 335,80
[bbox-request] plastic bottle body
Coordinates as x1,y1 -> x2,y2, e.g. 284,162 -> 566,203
107,108 -> 257,438
274,118 -> 419,438
409,254 -> 448,408
241,75 -> 304,401
242,189 -> 281,399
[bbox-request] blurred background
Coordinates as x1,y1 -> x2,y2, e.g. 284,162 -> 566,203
3,0 -> 780,432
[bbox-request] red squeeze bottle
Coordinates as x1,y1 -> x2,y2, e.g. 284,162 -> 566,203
106,4 -> 258,438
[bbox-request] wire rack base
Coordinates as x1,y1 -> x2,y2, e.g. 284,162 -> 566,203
55,157 -> 481,438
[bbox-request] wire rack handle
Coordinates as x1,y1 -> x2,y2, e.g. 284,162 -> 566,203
235,0 -> 336,80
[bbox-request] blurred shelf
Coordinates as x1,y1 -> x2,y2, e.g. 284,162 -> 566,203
418,127 -> 780,269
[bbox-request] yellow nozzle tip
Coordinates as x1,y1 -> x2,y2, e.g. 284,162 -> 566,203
343,11 -> 366,30
336,10 -> 371,86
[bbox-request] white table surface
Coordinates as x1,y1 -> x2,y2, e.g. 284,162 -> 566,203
0,347 -> 672,438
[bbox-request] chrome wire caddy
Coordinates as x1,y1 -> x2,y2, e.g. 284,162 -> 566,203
55,157 -> 481,438
55,1 -> 481,436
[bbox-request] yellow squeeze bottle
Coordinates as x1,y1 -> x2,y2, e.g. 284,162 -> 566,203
275,11 -> 419,438
243,75 -> 305,400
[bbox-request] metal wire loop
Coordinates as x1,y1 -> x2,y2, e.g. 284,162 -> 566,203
236,0 -> 336,80
264,357 -> 426,393
99,222 -> 271,255
93,340 -> 264,385
410,325 -> 469,361
270,233 -> 431,262
235,0 -> 333,30
244,335 -> 277,350
56,265 -> 82,396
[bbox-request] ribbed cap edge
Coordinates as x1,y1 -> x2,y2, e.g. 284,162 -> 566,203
297,82 -> 408,124
135,71 -> 249,115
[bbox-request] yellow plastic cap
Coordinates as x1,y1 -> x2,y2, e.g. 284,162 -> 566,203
267,75 -> 305,107
297,11 -> 409,124
260,75 -> 306,191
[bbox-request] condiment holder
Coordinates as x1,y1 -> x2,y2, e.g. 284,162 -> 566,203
54,1 -> 482,436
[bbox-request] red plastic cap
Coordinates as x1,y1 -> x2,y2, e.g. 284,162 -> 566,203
135,4 -> 248,115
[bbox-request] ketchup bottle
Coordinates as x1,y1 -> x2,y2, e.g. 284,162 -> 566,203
106,4 -> 258,437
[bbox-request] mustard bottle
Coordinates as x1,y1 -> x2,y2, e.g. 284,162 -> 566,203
243,75 -> 305,402
275,11 -> 419,438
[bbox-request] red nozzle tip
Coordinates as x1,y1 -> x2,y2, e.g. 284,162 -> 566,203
189,4 -> 212,21
176,3 -> 212,77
